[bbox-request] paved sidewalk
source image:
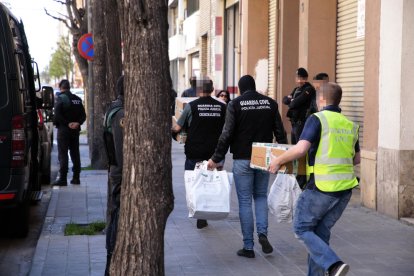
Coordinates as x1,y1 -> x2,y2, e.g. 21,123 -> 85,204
30,139 -> 414,275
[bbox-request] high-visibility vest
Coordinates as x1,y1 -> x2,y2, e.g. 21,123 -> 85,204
306,110 -> 359,192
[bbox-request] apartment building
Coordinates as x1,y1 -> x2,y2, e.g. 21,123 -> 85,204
168,0 -> 414,221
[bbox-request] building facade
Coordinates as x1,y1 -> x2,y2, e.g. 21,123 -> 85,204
168,0 -> 414,221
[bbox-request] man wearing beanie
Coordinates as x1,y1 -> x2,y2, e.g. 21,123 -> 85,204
283,67 -> 316,145
53,79 -> 86,186
208,75 -> 287,258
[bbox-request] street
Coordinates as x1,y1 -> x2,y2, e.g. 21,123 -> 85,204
0,141 -> 58,276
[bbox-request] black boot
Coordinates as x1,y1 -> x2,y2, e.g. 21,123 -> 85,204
71,173 -> 80,185
53,174 -> 67,186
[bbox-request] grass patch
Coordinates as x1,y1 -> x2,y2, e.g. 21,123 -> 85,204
81,164 -> 93,170
65,221 -> 106,236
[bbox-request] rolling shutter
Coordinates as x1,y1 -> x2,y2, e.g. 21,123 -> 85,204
336,0 -> 365,147
268,0 -> 277,97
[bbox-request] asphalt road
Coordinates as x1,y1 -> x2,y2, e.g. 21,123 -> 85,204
0,142 -> 58,276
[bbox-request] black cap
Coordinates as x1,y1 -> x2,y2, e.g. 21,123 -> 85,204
296,67 -> 308,78
59,79 -> 70,90
238,75 -> 256,94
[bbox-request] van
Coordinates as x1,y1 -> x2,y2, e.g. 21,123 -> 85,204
0,3 -> 54,237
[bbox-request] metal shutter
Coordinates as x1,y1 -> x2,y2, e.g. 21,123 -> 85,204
268,0 -> 277,98
336,0 -> 365,146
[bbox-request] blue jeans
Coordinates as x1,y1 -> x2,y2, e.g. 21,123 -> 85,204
233,160 -> 270,250
293,188 -> 352,276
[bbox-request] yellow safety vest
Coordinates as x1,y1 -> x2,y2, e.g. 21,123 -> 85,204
306,110 -> 359,192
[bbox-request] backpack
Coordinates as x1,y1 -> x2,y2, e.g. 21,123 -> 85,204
103,105 -> 123,166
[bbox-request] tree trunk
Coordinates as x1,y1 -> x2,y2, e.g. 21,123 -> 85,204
104,0 -> 123,98
72,33 -> 89,87
110,1 -> 174,275
104,0 -> 123,226
90,0 -> 110,169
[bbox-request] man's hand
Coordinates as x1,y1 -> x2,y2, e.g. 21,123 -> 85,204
207,159 -> 218,170
69,122 -> 80,129
268,154 -> 281,174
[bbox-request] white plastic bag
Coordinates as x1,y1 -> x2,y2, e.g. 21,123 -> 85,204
268,174 -> 301,223
184,161 -> 232,220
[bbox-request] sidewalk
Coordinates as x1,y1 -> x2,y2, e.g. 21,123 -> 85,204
30,138 -> 414,275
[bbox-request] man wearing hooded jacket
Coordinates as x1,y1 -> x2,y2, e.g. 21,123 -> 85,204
207,75 -> 287,258
104,76 -> 124,276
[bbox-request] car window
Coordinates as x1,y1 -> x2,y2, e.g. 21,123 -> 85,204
0,45 -> 7,109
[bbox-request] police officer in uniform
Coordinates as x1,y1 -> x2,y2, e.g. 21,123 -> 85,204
104,76 -> 124,276
207,75 -> 287,258
172,77 -> 226,229
283,67 -> 316,144
269,82 -> 360,276
53,79 -> 86,186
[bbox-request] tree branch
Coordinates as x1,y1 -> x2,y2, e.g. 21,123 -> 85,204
52,0 -> 67,5
71,0 -> 84,29
44,8 -> 74,31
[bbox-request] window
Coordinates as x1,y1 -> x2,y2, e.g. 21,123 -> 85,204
187,0 -> 199,18
0,46 -> 7,108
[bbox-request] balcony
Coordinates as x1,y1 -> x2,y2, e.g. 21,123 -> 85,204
183,11 -> 200,50
169,34 -> 186,60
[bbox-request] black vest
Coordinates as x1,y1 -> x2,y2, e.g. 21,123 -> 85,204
231,91 -> 279,159
61,92 -> 84,123
287,82 -> 316,122
185,96 -> 226,160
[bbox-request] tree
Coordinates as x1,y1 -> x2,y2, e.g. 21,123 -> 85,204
90,0 -> 109,169
110,1 -> 174,275
45,1 -> 88,86
40,67 -> 51,85
48,35 -> 73,81
102,0 -> 123,222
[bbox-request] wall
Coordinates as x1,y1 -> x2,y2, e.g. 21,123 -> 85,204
241,0 -> 269,79
361,0 -> 380,210
297,0 -> 336,81
377,0 -> 414,218
278,0 -> 299,134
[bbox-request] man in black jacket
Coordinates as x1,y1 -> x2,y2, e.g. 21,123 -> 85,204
207,75 -> 287,258
104,75 -> 124,276
181,76 -> 197,97
53,79 -> 86,186
283,67 -> 316,144
172,77 -> 226,229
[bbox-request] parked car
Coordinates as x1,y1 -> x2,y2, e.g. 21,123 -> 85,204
36,88 -> 55,184
0,3 -> 54,237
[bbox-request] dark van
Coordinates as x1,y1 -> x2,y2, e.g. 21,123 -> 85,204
0,3 -> 54,237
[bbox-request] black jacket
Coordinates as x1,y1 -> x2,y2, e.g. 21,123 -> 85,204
283,82 -> 316,123
54,91 -> 86,130
211,90 -> 287,162
185,96 -> 226,159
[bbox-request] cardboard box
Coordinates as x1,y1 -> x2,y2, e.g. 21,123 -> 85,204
172,116 -> 187,144
175,97 -> 198,119
250,143 -> 306,175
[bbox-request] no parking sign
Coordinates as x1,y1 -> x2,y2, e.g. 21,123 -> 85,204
77,33 -> 94,61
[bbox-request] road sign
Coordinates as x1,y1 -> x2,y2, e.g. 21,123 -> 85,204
77,33 -> 94,61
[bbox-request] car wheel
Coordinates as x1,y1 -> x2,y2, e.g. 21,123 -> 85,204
41,156 -> 51,185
